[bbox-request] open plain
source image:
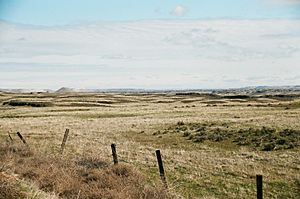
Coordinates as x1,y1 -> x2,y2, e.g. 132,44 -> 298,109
0,91 -> 300,198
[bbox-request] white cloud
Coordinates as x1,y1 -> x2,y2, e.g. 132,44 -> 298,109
171,5 -> 187,17
0,20 -> 300,89
266,0 -> 300,5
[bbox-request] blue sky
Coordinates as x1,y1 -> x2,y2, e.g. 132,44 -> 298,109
0,0 -> 300,25
0,1 -> 300,89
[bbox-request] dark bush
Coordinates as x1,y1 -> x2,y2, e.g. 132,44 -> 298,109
3,100 -> 53,107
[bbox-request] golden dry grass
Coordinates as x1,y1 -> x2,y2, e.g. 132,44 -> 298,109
0,92 -> 300,198
0,143 -> 171,199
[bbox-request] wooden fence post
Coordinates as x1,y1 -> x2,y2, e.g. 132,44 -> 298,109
16,132 -> 27,146
8,133 -> 13,143
156,150 -> 168,188
111,143 -> 118,165
256,175 -> 263,199
60,129 -> 69,154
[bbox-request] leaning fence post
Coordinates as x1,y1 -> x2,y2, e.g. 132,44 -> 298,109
60,129 -> 69,154
156,150 -> 168,188
256,175 -> 263,199
111,143 -> 118,165
16,132 -> 27,146
8,133 -> 13,143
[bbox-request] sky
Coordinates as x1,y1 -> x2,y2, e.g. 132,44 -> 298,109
0,0 -> 300,25
0,0 -> 300,89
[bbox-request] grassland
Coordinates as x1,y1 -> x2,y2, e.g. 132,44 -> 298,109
0,91 -> 300,198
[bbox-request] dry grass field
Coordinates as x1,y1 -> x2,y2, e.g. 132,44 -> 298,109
0,91 -> 300,198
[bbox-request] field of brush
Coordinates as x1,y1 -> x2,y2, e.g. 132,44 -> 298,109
0,91 -> 300,198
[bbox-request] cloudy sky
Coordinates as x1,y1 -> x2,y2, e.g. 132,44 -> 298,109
0,0 -> 300,89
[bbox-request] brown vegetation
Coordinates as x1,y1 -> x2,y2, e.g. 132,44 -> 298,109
0,144 -> 170,199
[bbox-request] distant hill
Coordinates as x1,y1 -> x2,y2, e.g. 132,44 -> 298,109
55,87 -> 76,93
1,85 -> 300,94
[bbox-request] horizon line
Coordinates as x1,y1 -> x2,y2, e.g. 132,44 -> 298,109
1,85 -> 300,92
